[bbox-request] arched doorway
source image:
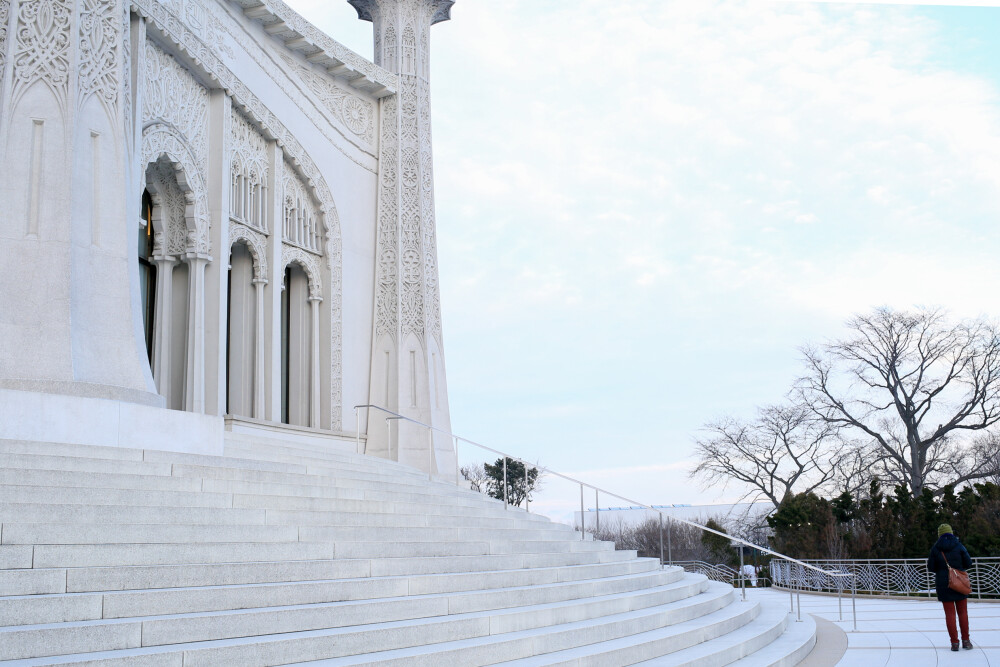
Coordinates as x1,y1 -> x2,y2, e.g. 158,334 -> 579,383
280,263 -> 313,426
138,190 -> 157,366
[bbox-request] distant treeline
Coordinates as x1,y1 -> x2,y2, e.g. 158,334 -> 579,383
768,482 -> 1000,560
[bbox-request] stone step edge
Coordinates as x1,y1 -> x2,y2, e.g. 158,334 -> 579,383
0,563 -> 674,611
0,579 -> 732,664
0,569 -> 691,635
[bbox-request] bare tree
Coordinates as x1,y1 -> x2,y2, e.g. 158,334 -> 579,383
690,403 -> 843,509
799,307 -> 1000,497
460,463 -> 487,492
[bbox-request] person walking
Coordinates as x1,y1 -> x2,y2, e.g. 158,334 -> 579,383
927,523 -> 973,651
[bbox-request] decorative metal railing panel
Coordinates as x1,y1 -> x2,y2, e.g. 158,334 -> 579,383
674,560 -> 740,585
770,558 -> 1000,599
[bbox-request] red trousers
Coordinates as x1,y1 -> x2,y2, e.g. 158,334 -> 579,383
942,599 -> 970,643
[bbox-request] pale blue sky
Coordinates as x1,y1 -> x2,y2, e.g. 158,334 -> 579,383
287,1 -> 1000,508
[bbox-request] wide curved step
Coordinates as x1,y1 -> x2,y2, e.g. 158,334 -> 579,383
0,437 -> 814,666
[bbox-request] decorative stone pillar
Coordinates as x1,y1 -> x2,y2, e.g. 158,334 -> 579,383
0,0 -> 162,406
183,253 -> 211,413
309,295 -> 322,428
151,254 -> 176,400
349,0 -> 456,475
253,277 -> 267,419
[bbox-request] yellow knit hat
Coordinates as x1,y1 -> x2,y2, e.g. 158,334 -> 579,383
938,523 -> 953,537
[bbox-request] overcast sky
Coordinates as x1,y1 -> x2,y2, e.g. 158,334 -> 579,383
285,1 -> 1000,511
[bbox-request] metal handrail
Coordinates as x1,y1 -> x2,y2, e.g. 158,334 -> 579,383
353,404 -> 852,591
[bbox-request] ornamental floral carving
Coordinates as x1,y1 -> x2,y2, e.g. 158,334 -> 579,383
78,0 -> 120,112
12,0 -> 72,109
277,51 -> 375,145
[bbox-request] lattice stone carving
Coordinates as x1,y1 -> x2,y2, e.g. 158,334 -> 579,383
282,244 -> 322,300
230,108 -> 269,233
142,39 -> 209,170
12,0 -> 72,110
78,0 -> 121,112
282,159 -> 323,255
367,0 -> 446,342
228,221 -> 268,282
277,51 -> 375,145
0,2 -> 10,72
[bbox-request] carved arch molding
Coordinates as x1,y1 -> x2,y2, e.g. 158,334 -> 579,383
132,0 -> 344,428
142,124 -> 211,254
228,221 -> 268,282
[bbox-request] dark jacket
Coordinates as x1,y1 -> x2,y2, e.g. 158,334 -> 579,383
927,533 -> 972,602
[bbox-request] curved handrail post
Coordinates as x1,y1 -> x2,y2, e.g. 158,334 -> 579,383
739,546 -> 746,602
503,457 -> 508,510
658,512 -> 664,569
354,406 -> 361,455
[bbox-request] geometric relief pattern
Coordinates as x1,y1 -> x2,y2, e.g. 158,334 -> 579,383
230,108 -> 268,233
277,51 -> 376,145
132,0 -> 343,428
228,220 -> 268,282
12,0 -> 72,110
78,0 -> 121,113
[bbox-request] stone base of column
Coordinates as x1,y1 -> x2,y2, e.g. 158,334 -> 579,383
0,379 -> 165,408
0,387 -> 220,454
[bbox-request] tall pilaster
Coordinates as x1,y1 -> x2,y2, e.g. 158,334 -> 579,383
349,0 -> 455,475
0,0 -> 162,406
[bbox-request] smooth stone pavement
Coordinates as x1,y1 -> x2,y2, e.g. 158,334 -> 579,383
748,588 -> 1000,666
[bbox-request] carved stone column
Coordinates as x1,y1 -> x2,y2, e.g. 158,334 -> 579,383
151,254 -> 176,400
349,0 -> 455,475
309,295 -> 322,428
183,253 -> 211,414
253,277 -> 267,419
0,0 -> 163,406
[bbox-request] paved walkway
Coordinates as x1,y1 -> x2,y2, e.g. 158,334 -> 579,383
748,589 -> 1000,666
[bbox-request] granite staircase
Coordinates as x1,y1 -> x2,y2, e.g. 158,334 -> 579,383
0,436 -> 816,665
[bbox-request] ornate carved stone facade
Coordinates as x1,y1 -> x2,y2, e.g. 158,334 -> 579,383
230,107 -> 269,233
78,0 -> 120,112
278,51 -> 376,145
0,0 -> 453,469
12,0 -> 73,111
351,0 -> 454,472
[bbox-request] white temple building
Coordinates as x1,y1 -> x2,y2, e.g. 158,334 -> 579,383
0,0 -> 456,474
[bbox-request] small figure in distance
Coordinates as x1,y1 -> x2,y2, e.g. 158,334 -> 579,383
927,523 -> 974,652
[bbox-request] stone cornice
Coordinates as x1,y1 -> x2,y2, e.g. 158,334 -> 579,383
229,0 -> 397,98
